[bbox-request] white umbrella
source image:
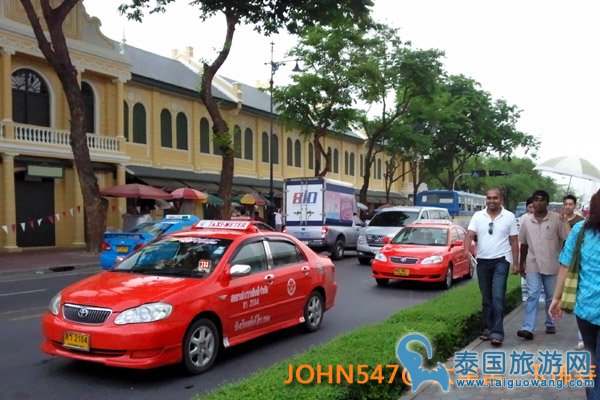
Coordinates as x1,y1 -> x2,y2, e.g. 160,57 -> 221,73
534,156 -> 600,192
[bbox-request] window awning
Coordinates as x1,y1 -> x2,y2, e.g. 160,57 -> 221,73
137,177 -> 183,192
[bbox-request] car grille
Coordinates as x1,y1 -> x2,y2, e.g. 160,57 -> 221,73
367,234 -> 386,246
390,256 -> 419,264
63,304 -> 112,324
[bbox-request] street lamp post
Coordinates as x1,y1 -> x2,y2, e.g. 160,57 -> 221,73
266,42 -> 301,228
452,172 -> 472,191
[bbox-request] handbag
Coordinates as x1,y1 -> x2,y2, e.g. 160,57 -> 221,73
560,225 -> 586,313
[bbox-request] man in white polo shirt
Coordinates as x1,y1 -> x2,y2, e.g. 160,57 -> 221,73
465,187 -> 519,347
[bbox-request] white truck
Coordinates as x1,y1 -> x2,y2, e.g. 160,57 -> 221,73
283,177 -> 365,260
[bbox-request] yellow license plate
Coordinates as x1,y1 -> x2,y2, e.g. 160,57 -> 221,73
394,268 -> 409,276
63,332 -> 90,351
116,245 -> 129,253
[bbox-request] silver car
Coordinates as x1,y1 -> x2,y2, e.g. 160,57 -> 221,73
356,206 -> 451,265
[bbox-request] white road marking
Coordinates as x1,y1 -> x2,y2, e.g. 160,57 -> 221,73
0,288 -> 46,297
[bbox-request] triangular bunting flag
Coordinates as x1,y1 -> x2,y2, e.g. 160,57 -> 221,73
37,218 -> 43,226
62,211 -> 67,217
77,205 -> 81,213
48,215 -> 55,224
55,213 -> 60,222
28,220 -> 35,229
69,208 -> 74,217
2,225 -> 7,234
11,224 -> 16,232
111,205 -> 117,213
118,207 -> 124,214
20,222 -> 26,232
136,206 -> 141,214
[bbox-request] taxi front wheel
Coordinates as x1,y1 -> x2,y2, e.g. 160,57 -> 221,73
303,291 -> 324,332
182,318 -> 220,374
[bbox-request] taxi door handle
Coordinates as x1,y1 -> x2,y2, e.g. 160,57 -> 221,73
301,265 -> 310,275
264,274 -> 275,284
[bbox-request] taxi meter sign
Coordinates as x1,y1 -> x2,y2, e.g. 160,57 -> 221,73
195,220 -> 251,230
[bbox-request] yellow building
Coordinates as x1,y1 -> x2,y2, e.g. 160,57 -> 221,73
0,1 -> 413,252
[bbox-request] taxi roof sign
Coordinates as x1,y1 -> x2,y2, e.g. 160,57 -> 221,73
165,214 -> 194,220
413,219 -> 453,225
195,220 -> 252,230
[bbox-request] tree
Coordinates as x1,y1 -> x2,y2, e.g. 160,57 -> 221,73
420,75 -> 540,189
272,21 -> 370,176
120,0 -> 373,217
19,0 -> 108,251
354,26 -> 444,205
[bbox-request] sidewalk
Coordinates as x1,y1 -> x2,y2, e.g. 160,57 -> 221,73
403,301 -> 587,399
0,248 -> 100,277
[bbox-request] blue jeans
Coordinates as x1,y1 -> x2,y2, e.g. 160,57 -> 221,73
477,257 -> 510,341
576,317 -> 600,400
522,272 -> 556,333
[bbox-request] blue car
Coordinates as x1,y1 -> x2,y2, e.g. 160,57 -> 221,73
100,214 -> 200,269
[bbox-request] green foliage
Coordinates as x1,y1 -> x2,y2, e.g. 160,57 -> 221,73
196,276 -> 522,400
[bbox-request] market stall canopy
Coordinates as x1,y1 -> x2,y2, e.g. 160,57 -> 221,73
100,183 -> 172,200
170,187 -> 208,201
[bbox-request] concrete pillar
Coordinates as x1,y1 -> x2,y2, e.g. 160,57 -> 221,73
72,167 -> 85,246
2,153 -> 19,251
1,48 -> 15,140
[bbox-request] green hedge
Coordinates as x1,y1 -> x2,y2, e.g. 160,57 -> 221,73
197,275 -> 522,400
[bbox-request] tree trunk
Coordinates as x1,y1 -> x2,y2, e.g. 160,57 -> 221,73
21,0 -> 107,251
198,12 -> 238,219
313,128 -> 330,177
359,140 -> 376,205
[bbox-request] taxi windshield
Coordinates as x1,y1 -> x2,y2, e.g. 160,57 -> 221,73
391,227 -> 448,246
129,222 -> 173,237
113,237 -> 232,277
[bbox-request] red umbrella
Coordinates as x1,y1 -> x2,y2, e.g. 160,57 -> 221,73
170,187 -> 208,201
100,183 -> 172,199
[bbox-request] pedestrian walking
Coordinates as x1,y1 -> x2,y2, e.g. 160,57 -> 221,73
274,208 -> 283,232
549,189 -> 600,400
516,190 -> 568,340
465,187 -> 519,347
561,194 -> 586,349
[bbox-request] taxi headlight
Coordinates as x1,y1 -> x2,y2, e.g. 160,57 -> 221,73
374,252 -> 387,262
49,293 -> 61,315
421,255 -> 443,264
114,302 -> 173,325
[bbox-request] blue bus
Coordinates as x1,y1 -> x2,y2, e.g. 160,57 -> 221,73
416,190 -> 486,218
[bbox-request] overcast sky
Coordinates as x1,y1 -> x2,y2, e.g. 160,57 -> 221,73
83,0 -> 600,198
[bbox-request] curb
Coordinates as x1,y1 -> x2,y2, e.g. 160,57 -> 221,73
0,263 -> 99,278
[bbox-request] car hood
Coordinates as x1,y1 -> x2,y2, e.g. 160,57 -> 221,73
60,271 -> 200,311
381,245 -> 446,258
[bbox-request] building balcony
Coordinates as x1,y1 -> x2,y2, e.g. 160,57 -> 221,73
0,121 -> 129,163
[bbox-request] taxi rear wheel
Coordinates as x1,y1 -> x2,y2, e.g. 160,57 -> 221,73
182,318 -> 220,374
330,238 -> 345,260
303,291 -> 324,332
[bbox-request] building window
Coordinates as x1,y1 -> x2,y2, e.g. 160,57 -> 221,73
377,158 -> 382,179
132,103 -> 146,144
123,102 -> 129,141
349,153 -> 355,176
286,138 -> 293,166
244,128 -> 253,160
308,143 -> 314,170
333,149 -> 339,173
360,154 -> 364,176
344,151 -> 349,175
176,112 -> 188,150
11,68 -> 50,127
271,134 -> 279,165
200,117 -> 210,154
294,139 -> 301,168
160,109 -> 172,148
234,125 -> 242,159
81,82 -> 95,134
261,132 -> 269,163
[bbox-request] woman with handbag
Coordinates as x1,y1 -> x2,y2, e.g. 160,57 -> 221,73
549,189 -> 600,400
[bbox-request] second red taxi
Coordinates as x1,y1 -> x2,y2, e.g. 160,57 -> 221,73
371,220 -> 475,289
41,220 -> 337,374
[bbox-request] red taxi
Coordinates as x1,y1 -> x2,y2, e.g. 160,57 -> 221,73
371,220 -> 475,289
41,220 -> 337,374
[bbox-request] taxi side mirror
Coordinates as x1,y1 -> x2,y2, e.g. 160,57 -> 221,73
230,264 -> 252,277
383,236 -> 391,244
452,239 -> 463,247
